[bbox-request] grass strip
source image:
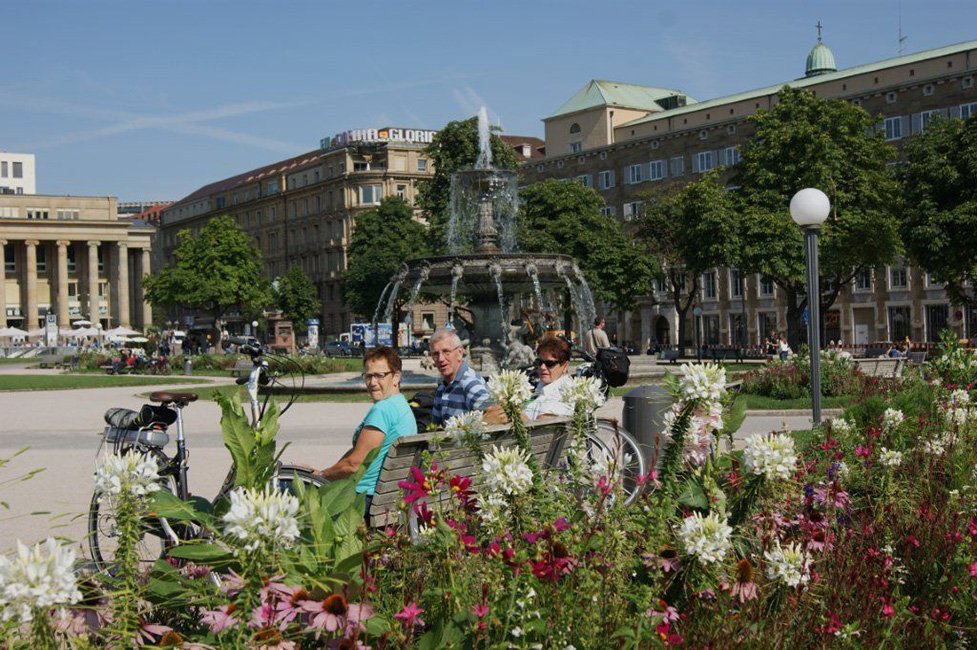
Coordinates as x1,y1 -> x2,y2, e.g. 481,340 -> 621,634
0,375 -> 210,391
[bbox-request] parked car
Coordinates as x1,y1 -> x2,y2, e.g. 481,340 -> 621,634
323,340 -> 354,357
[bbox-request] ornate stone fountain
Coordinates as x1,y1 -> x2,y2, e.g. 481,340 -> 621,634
379,107 -> 596,370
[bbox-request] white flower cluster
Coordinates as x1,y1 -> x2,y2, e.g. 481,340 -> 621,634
0,538 -> 81,622
676,511 -> 732,566
487,370 -> 534,409
222,486 -> 300,553
559,376 -> 606,413
878,447 -> 904,467
94,450 -> 162,499
764,540 -> 811,588
882,408 -> 905,430
945,407 -> 971,428
476,492 -> 508,526
743,432 -> 798,482
830,417 -> 853,436
443,410 -> 488,447
480,445 -> 534,497
949,389 -> 971,407
678,363 -> 728,403
662,404 -> 718,467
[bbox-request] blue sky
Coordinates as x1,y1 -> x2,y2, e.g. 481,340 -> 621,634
3,0 -> 976,202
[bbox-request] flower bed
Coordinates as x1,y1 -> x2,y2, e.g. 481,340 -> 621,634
2,340 -> 976,648
742,349 -> 867,399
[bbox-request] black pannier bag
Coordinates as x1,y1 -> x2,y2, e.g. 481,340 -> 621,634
596,347 -> 631,387
409,390 -> 437,430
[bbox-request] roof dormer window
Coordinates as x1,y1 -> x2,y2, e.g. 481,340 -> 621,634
569,123 -> 581,134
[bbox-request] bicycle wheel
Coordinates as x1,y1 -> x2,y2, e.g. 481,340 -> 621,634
585,419 -> 647,506
87,473 -> 182,572
274,465 -> 328,494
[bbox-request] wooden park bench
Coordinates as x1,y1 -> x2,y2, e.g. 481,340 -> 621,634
853,357 -> 904,379
907,351 -> 927,367
367,417 -> 571,529
37,353 -> 64,369
708,347 -> 744,363
658,349 -> 681,364
229,359 -> 253,377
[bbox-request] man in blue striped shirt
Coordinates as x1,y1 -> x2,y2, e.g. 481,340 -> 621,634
429,328 -> 491,425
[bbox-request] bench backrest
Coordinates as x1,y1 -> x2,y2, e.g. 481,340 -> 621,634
368,417 -> 570,528
854,357 -> 903,378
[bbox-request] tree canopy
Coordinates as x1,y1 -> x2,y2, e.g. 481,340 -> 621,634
274,265 -> 321,333
899,115 -> 977,307
416,116 -> 521,250
519,178 -> 658,313
343,196 -> 431,330
733,85 -> 900,345
144,215 -> 271,339
639,173 -> 739,345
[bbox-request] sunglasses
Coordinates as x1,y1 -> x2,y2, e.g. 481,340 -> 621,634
534,358 -> 561,369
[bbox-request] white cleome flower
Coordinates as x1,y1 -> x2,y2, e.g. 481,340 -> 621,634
829,418 -> 853,436
945,407 -> 972,428
743,432 -> 798,481
661,405 -> 715,468
487,370 -> 534,410
878,447 -> 904,467
676,511 -> 733,566
678,363 -> 728,403
0,538 -> 81,622
559,376 -> 606,413
443,410 -> 489,447
949,389 -> 971,408
480,445 -> 534,497
882,408 -> 905,430
476,492 -> 509,526
222,486 -> 300,553
764,540 -> 811,588
94,450 -> 162,499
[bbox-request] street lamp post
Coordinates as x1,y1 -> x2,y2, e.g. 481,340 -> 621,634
790,188 -> 831,426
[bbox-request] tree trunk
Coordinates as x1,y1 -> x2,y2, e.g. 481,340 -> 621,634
783,287 -> 806,352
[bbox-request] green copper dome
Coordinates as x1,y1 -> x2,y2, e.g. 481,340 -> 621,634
806,42 -> 837,77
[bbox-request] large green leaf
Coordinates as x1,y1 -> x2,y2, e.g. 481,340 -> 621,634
166,543 -> 232,563
150,489 -> 214,527
676,477 -> 709,510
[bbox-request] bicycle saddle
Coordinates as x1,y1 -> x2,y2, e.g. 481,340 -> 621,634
149,391 -> 198,405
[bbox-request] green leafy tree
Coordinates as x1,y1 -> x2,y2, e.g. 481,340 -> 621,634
519,179 -> 657,314
343,196 -> 430,345
639,173 -> 739,347
274,265 -> 321,334
733,85 -> 900,347
417,116 -> 522,249
899,115 -> 977,307
144,215 -> 271,345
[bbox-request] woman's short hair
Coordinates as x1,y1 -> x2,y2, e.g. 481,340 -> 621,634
536,335 -> 571,364
363,346 -> 402,372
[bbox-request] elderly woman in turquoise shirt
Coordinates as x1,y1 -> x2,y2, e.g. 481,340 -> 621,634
315,346 -> 417,516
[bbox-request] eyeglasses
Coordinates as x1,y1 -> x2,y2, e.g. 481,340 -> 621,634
534,358 -> 561,369
430,346 -> 461,360
362,371 -> 395,382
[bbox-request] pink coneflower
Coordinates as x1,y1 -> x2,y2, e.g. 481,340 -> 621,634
654,547 -> 681,573
200,603 -> 240,633
729,559 -> 759,603
274,586 -> 310,627
394,602 -> 425,628
301,593 -> 350,633
969,561 -> 977,578
136,622 -> 173,645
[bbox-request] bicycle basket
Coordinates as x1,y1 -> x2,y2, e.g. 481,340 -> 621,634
104,426 -> 169,449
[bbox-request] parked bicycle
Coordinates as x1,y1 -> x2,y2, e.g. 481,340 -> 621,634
87,342 -> 315,571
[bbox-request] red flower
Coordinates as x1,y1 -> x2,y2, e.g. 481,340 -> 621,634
967,517 -> 977,538
394,602 -> 425,628
881,602 -> 894,618
412,502 -> 434,528
472,603 -> 489,619
399,466 -> 431,504
969,561 -> 977,578
855,445 -> 871,459
448,474 -> 476,510
553,517 -> 570,532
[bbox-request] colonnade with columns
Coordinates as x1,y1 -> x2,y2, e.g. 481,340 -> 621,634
0,238 -> 152,331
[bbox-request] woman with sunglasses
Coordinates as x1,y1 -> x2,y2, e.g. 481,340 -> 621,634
484,336 -> 575,424
315,346 -> 417,515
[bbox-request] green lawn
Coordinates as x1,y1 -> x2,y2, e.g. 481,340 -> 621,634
174,385 -> 375,403
0,375 -> 211,391
733,393 -> 854,411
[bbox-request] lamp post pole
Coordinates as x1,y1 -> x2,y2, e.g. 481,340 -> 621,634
790,188 -> 831,428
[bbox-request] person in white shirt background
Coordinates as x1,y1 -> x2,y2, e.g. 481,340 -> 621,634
483,336 -> 574,424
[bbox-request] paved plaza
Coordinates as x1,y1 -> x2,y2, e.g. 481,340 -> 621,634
0,359 -> 818,554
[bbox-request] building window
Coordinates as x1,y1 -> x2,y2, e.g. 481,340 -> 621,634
600,206 -> 616,218
758,275 -> 774,297
575,174 -> 592,187
396,184 -> 407,199
627,164 -> 643,185
598,170 -> 616,189
670,156 -> 685,177
623,201 -> 643,221
730,269 -> 744,298
693,151 -> 715,173
889,306 -> 912,341
27,209 -> 49,220
67,246 -> 76,273
854,267 -> 873,291
569,141 -> 583,153
569,123 -> 581,134
884,116 -> 905,141
359,185 -> 382,205
0,161 -> 6,177
4,245 -> 15,273
889,266 -> 908,289
12,162 -> 22,178
353,161 -> 370,172
702,271 -> 717,299
36,246 -> 46,273
648,159 -> 666,181
923,84 -> 935,96
722,146 -> 741,166
97,247 -> 104,273
698,130 -> 708,140
885,91 -> 897,104
913,109 -> 945,134
417,159 -> 427,172
926,304 -> 949,342
961,102 -> 977,120
964,76 -> 974,89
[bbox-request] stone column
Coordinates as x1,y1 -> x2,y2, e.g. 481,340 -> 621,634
56,241 -> 70,328
115,242 -> 130,327
24,240 -> 39,331
140,248 -> 152,329
0,239 -> 7,329
87,241 -> 100,323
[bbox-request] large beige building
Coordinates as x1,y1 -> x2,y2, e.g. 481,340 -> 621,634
525,38 -> 977,348
0,194 -> 155,331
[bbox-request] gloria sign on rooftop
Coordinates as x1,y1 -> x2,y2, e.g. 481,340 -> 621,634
320,127 -> 438,150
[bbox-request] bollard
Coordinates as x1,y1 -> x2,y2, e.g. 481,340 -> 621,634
183,356 -> 193,376
622,385 -> 674,469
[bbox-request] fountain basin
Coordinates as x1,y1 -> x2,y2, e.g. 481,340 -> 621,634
403,252 -> 577,295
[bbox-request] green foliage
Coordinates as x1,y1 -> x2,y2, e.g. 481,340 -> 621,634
899,115 -> 977,307
742,352 -> 866,399
734,86 -> 900,346
416,116 -> 522,248
343,196 -> 430,319
216,392 -> 284,489
519,178 -> 658,311
923,330 -> 977,387
274,265 -> 321,334
144,215 -> 272,333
